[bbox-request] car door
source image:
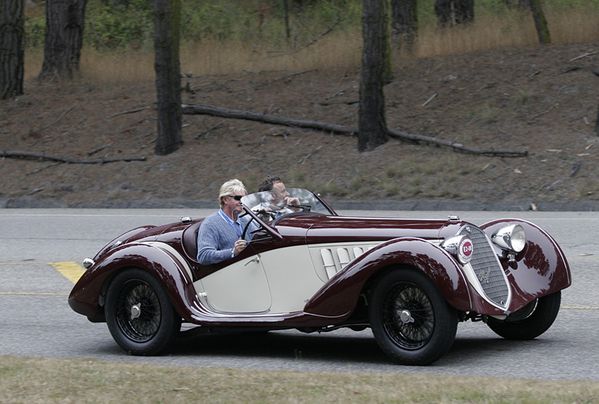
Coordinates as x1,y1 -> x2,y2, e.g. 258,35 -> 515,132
195,255 -> 272,313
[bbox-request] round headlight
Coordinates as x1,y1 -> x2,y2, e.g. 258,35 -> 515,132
510,225 -> 526,252
492,224 -> 526,253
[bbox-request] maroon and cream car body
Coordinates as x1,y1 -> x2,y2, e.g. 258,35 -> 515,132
69,189 -> 571,365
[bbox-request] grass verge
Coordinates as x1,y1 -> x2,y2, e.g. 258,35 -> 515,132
1,355 -> 598,403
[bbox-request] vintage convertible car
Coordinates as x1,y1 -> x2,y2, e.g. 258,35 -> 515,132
69,189 -> 571,365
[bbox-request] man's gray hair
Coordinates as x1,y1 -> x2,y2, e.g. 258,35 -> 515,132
218,179 -> 247,205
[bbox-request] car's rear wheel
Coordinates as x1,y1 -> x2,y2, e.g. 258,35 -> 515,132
486,291 -> 561,340
369,269 -> 457,365
105,269 -> 180,355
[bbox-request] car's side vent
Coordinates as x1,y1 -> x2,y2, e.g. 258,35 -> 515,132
312,243 -> 379,281
320,249 -> 337,279
337,248 -> 350,268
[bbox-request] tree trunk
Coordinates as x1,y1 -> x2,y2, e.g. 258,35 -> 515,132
529,0 -> 551,45
435,0 -> 474,27
39,0 -> 87,80
282,0 -> 291,44
382,0 -> 393,84
0,0 -> 25,99
358,0 -> 388,152
391,0 -> 418,54
153,0 -> 182,155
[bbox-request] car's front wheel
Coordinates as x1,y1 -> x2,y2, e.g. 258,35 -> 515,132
369,269 -> 457,365
105,269 -> 180,355
486,291 -> 561,340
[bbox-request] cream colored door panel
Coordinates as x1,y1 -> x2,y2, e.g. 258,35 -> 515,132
194,256 -> 271,313
258,245 -> 325,313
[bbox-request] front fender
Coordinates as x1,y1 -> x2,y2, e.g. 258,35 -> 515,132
480,218 -> 571,309
304,238 -> 472,318
68,242 -> 198,322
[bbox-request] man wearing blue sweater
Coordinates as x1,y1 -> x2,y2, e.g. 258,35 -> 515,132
197,179 -> 256,265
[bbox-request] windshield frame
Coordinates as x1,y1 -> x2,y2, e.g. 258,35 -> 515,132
241,188 -> 336,217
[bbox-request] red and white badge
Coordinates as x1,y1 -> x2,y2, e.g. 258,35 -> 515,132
458,238 -> 474,263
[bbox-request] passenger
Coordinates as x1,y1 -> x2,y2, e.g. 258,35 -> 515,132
197,179 -> 256,265
255,176 -> 300,217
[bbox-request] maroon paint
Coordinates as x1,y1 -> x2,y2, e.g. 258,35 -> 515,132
304,237 -> 473,317
480,218 -> 571,312
70,211 -> 572,329
69,243 -> 198,323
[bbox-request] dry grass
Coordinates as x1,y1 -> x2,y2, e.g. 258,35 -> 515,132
23,7 -> 599,82
413,8 -> 599,57
1,355 -> 599,403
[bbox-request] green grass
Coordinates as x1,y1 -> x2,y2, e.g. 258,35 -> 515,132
1,355 -> 599,403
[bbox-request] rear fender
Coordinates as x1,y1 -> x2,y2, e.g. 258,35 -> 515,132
68,242 -> 197,322
304,238 -> 472,318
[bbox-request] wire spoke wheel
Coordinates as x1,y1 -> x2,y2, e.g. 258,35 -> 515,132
115,281 -> 162,343
383,284 -> 435,350
369,270 -> 457,365
105,269 -> 180,355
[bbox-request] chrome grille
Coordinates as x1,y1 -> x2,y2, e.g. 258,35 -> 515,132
459,225 -> 510,308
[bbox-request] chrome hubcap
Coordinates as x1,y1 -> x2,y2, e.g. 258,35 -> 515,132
130,303 -> 141,320
399,309 -> 415,324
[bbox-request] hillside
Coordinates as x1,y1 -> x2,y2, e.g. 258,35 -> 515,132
1,42 -> 598,210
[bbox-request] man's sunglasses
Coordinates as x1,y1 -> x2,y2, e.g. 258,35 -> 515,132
229,195 -> 243,201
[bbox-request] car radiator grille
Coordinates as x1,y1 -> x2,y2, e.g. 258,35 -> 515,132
459,226 -> 510,308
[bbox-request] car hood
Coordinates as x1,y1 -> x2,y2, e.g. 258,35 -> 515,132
275,214 -> 464,243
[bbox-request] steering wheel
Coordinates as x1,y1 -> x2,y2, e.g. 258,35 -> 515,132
239,207 -> 284,241
239,212 -> 255,240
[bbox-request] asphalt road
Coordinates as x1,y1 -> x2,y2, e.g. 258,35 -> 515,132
1,209 -> 598,380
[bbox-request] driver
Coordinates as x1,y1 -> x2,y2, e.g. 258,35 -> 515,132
253,176 -> 300,220
197,179 -> 257,265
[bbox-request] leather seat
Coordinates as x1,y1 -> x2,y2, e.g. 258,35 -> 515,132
182,221 -> 202,261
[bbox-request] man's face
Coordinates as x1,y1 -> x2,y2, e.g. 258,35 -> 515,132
271,181 -> 289,203
223,191 -> 246,215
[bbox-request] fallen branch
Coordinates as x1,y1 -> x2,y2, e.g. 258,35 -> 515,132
318,100 -> 359,106
39,104 -> 76,131
568,51 -> 598,62
194,121 -> 225,139
87,144 -> 110,156
109,106 -> 150,119
182,103 -> 528,157
0,150 -> 146,164
530,104 -> 557,121
298,145 -> 323,164
421,93 -> 438,107
183,103 -> 355,135
386,128 -> 526,157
